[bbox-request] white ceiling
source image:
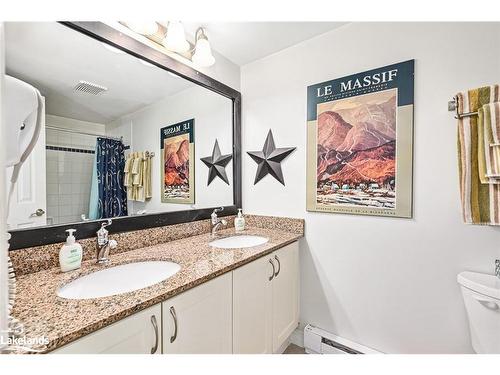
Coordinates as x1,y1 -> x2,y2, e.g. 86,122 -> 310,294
182,22 -> 347,66
5,22 -> 194,124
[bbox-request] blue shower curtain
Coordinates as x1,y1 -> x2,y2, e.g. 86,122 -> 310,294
89,137 -> 127,219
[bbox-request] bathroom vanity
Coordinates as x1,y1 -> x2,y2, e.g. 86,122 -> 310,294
52,242 -> 298,354
11,220 -> 302,354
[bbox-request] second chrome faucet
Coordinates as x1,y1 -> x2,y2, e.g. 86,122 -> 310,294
211,207 -> 227,236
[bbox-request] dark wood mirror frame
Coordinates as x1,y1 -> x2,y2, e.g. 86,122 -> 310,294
8,21 -> 242,250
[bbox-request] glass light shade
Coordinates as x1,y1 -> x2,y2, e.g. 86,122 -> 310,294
126,21 -> 159,35
192,38 -> 215,67
163,22 -> 190,53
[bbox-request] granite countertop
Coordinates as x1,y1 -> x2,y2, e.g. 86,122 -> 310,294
12,226 -> 302,353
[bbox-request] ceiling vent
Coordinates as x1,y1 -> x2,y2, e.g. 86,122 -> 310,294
74,80 -> 108,95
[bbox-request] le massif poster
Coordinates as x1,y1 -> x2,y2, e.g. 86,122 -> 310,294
306,60 -> 414,218
160,119 -> 195,204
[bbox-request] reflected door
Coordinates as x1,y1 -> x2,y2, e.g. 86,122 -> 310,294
7,98 -> 46,229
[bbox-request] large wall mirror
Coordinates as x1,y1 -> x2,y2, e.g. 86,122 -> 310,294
5,22 -> 241,249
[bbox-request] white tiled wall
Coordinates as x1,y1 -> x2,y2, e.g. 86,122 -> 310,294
45,115 -> 105,225
46,150 -> 94,225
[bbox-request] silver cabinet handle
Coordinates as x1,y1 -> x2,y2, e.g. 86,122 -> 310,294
150,315 -> 159,354
31,208 -> 45,217
169,306 -> 178,343
269,258 -> 275,281
274,255 -> 281,277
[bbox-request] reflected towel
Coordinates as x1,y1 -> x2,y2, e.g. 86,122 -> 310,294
124,153 -> 133,187
479,102 -> 500,180
457,85 -> 500,224
144,153 -> 152,199
124,151 -> 153,202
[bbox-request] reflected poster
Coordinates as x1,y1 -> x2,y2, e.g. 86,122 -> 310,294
160,119 -> 195,204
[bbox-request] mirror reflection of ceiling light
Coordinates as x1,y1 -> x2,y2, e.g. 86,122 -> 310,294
125,21 -> 159,35
162,21 -> 190,53
192,28 -> 215,68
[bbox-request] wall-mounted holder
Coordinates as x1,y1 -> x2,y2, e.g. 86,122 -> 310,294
247,129 -> 296,185
448,96 -> 478,119
201,139 -> 233,185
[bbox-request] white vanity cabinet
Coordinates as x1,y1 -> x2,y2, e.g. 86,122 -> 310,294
162,272 -> 233,354
52,304 -> 161,354
233,242 -> 299,354
51,242 -> 299,355
271,243 -> 300,352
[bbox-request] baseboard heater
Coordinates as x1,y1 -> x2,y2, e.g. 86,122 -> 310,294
303,324 -> 382,354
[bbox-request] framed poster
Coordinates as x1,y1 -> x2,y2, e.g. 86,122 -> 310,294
306,60 -> 414,218
160,119 -> 195,204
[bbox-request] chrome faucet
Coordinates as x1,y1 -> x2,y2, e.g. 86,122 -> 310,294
211,207 -> 227,236
495,259 -> 500,279
96,219 -> 117,264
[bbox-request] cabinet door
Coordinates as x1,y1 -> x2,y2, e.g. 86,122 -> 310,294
52,304 -> 161,354
272,242 -> 299,352
233,254 -> 274,354
163,272 -> 232,354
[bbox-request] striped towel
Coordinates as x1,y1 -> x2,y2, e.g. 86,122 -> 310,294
457,85 -> 500,224
479,102 -> 500,179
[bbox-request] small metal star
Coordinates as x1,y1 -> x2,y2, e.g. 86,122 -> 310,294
201,139 -> 233,185
247,130 -> 296,185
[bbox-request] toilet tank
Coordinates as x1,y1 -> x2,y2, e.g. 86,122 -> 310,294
458,272 -> 500,354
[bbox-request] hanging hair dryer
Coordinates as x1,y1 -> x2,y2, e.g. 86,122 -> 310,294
1,75 -> 43,352
4,75 -> 43,183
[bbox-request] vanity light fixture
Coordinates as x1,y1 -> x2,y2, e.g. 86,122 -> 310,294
162,21 -> 190,53
192,27 -> 216,68
122,21 -> 217,68
125,21 -> 159,36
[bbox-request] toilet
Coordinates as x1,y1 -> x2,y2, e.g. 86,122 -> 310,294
457,271 -> 500,354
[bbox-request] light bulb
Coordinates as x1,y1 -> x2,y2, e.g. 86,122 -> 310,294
192,37 -> 215,67
125,21 -> 159,35
163,21 -> 190,53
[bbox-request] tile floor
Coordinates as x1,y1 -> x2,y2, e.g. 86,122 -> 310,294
283,343 -> 306,354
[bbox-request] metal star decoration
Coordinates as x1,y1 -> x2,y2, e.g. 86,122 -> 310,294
201,139 -> 233,185
247,130 -> 296,185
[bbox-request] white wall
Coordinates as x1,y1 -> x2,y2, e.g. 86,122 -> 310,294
110,85 -> 234,215
241,22 -> 500,353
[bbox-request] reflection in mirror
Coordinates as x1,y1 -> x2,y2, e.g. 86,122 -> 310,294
5,22 -> 234,229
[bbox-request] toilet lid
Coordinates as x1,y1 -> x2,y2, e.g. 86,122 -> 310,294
457,271 -> 500,300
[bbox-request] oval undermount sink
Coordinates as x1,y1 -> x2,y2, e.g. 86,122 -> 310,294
209,235 -> 269,249
57,261 -> 181,300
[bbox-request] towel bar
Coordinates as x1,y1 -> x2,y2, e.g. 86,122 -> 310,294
448,96 -> 478,119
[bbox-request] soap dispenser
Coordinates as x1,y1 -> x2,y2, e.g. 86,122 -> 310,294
59,229 -> 83,272
234,208 -> 245,232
